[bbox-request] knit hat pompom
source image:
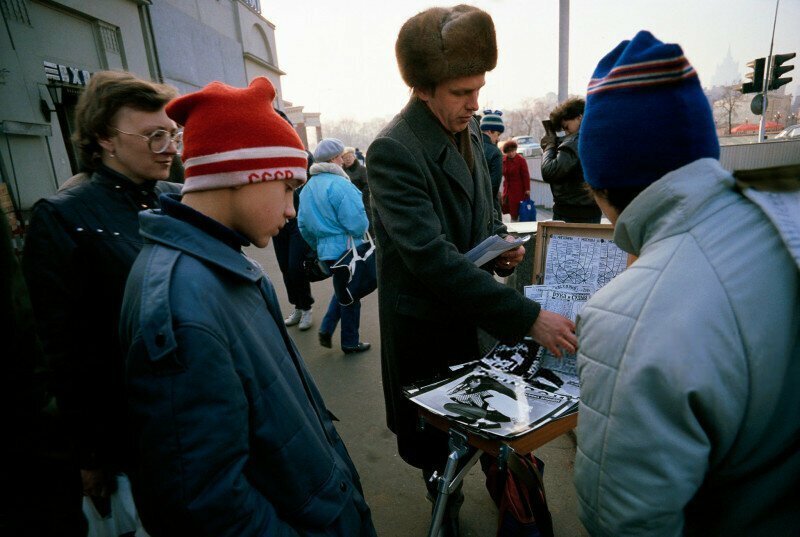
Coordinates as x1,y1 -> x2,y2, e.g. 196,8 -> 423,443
167,77 -> 307,194
396,4 -> 497,89
480,109 -> 505,133
313,138 -> 345,162
579,30 -> 719,190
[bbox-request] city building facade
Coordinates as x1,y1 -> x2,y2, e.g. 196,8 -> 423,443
1,0 -> 159,222
1,0 -> 316,230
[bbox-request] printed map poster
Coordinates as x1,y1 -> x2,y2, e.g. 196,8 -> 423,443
543,234 -> 626,291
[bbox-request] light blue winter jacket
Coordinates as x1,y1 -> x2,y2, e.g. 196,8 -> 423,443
298,163 -> 368,260
575,158 -> 800,536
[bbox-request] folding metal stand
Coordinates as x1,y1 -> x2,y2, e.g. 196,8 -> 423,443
426,429 -> 481,537
420,409 -> 578,537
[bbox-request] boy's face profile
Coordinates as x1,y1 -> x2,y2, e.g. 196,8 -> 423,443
230,180 -> 297,248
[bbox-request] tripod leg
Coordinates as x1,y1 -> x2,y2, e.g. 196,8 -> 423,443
427,430 -> 470,537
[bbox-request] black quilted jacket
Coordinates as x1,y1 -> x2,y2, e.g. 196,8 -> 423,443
22,165 -> 180,471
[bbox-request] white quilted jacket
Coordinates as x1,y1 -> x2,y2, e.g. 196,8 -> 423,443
574,158 -> 800,537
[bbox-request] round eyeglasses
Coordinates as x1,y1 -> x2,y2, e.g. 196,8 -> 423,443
111,127 -> 183,154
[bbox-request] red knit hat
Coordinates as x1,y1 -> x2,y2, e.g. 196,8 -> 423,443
166,77 -> 307,193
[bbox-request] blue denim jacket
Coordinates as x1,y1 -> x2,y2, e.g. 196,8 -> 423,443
120,210 -> 375,536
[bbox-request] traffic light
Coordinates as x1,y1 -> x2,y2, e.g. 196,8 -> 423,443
768,52 -> 796,91
741,57 -> 765,94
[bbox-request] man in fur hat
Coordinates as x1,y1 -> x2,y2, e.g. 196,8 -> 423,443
367,5 -> 577,534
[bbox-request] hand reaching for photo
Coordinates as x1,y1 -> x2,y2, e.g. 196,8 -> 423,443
530,310 -> 577,358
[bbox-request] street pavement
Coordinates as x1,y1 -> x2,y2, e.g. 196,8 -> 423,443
246,207 -> 588,537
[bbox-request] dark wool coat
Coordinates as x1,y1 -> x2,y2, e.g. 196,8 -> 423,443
2,212 -> 44,455
22,165 -> 180,471
367,97 -> 540,468
344,159 -> 373,234
2,212 -> 86,536
481,132 -> 503,199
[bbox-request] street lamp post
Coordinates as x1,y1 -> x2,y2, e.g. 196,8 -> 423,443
558,0 -> 569,104
758,0 -> 781,142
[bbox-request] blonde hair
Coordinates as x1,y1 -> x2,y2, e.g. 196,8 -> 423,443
342,146 -> 356,156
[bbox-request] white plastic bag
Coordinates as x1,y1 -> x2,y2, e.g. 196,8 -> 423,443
82,474 -> 149,537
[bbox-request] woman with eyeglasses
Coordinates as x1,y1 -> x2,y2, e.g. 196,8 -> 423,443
22,70 -> 181,530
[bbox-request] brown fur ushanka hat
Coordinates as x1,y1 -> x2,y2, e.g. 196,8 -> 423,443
395,4 -> 497,89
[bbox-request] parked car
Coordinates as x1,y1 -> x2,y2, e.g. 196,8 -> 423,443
773,124 -> 800,139
512,136 -> 543,157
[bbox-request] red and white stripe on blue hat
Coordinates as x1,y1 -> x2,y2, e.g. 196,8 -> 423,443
587,55 -> 697,95
579,30 -> 719,189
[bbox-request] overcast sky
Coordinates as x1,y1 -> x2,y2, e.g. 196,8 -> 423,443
264,0 -> 800,122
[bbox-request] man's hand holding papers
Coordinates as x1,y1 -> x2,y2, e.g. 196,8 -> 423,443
495,235 -> 527,270
466,234 -> 530,268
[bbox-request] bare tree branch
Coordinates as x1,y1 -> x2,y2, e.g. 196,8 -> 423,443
321,117 -> 390,152
712,82 -> 748,135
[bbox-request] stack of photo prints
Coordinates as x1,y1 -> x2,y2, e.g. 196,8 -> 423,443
404,337 -> 579,440
405,233 -> 628,440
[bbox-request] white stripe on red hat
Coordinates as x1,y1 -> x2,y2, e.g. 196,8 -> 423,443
183,146 -> 308,168
181,166 -> 308,194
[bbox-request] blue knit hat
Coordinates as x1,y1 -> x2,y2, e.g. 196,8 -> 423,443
480,110 -> 505,133
580,31 -> 719,189
313,138 -> 345,162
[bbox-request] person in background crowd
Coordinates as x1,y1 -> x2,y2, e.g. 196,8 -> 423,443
299,138 -> 371,354
343,146 -> 373,234
355,147 -> 365,165
479,109 -> 504,200
22,70 -> 181,517
540,97 -> 602,223
367,6 -> 576,536
500,139 -> 530,221
574,30 -> 800,536
120,78 -> 376,537
2,212 -> 86,537
275,162 -> 316,330
274,110 -> 315,331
